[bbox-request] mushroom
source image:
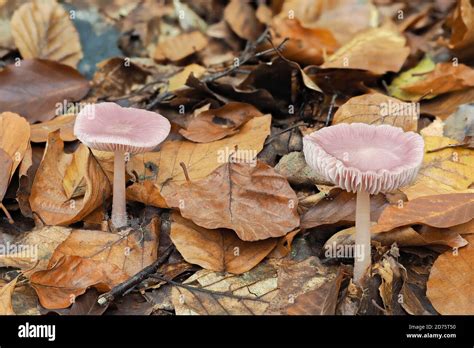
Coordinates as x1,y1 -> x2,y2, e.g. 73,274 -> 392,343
303,123 -> 424,284
74,102 -> 171,228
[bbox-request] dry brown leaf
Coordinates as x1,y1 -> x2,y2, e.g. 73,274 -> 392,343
449,219 -> 474,235
154,31 -> 209,62
427,235 -> 474,314
0,112 -> 30,181
30,131 -> 112,225
325,225 -> 468,249
322,25 -> 409,74
30,255 -> 129,309
448,0 -> 474,51
301,190 -> 388,229
179,102 -> 263,143
121,115 -> 271,208
267,229 -> 300,259
333,93 -> 418,131
171,264 -> 279,315
0,276 -> 18,315
168,64 -> 207,92
0,59 -> 90,123
170,213 -> 277,274
373,193 -> 474,233
421,88 -> 474,120
30,114 -> 76,143
49,223 -> 160,277
224,0 -> 264,41
400,63 -> 474,97
286,268 -> 344,315
270,17 -> 339,65
164,161 -> 300,241
0,226 -> 72,271
11,0 -> 82,67
0,149 -> 12,201
400,136 -> 474,200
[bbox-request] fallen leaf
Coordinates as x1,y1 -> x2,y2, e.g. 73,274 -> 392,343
170,213 -> 277,274
0,276 -> 18,315
49,223 -> 159,277
179,102 -> 263,143
224,0 -> 264,41
270,17 -> 339,66
332,93 -> 418,131
171,263 -> 279,315
168,64 -> 207,92
275,151 -> 332,186
421,87 -> 474,120
322,25 -> 409,75
448,0 -> 474,52
30,255 -> 129,309
30,131 -> 112,225
30,114 -> 76,143
325,225 -> 468,249
388,55 -> 436,101
154,31 -> 209,62
301,190 -> 388,229
11,0 -> 82,67
444,104 -> 474,141
427,235 -> 474,314
0,112 -> 30,181
0,59 -> 90,123
0,226 -> 72,271
373,193 -> 474,233
173,0 -> 207,32
164,161 -> 300,241
400,136 -> 474,200
0,149 -> 12,201
122,115 -> 271,208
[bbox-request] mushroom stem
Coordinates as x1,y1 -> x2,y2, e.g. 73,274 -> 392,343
353,189 -> 371,284
111,150 -> 127,228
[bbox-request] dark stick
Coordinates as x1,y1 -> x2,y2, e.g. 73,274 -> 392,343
97,245 -> 175,305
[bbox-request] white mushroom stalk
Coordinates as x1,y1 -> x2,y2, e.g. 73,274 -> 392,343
303,123 -> 424,285
74,102 -> 171,229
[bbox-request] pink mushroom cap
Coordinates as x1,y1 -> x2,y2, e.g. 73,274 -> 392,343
303,123 -> 424,195
74,102 -> 171,153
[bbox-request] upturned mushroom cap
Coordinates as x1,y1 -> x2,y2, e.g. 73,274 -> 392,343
303,123 -> 424,194
74,102 -> 171,153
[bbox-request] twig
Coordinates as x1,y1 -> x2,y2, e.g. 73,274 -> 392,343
0,203 -> 14,224
325,94 -> 338,127
97,245 -> 175,305
179,162 -> 190,182
264,122 -> 305,145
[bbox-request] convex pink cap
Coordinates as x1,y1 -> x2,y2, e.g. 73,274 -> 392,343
303,123 -> 424,194
74,102 -> 171,153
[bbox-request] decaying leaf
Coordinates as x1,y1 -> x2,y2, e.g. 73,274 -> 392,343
448,0 -> 474,52
324,225 -> 468,249
0,276 -> 19,315
171,263 -> 279,315
0,112 -> 30,182
427,235 -> 474,314
0,226 -> 72,271
322,25 -> 409,75
224,0 -> 264,41
49,222 -> 160,277
11,0 -> 83,67
30,255 -> 129,309
332,93 -> 418,131
179,102 -> 263,143
0,59 -> 90,123
373,193 -> 474,233
154,31 -> 209,62
164,161 -> 299,241
269,17 -> 339,66
170,213 -> 277,274
400,136 -> 474,200
30,114 -> 76,143
0,149 -> 12,201
301,190 -> 388,229
122,115 -> 271,208
30,131 -> 112,225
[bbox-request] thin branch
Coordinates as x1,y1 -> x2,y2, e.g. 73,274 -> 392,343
97,245 -> 175,305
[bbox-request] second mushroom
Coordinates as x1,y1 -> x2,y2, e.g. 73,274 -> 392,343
74,102 -> 171,229
303,123 -> 424,284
